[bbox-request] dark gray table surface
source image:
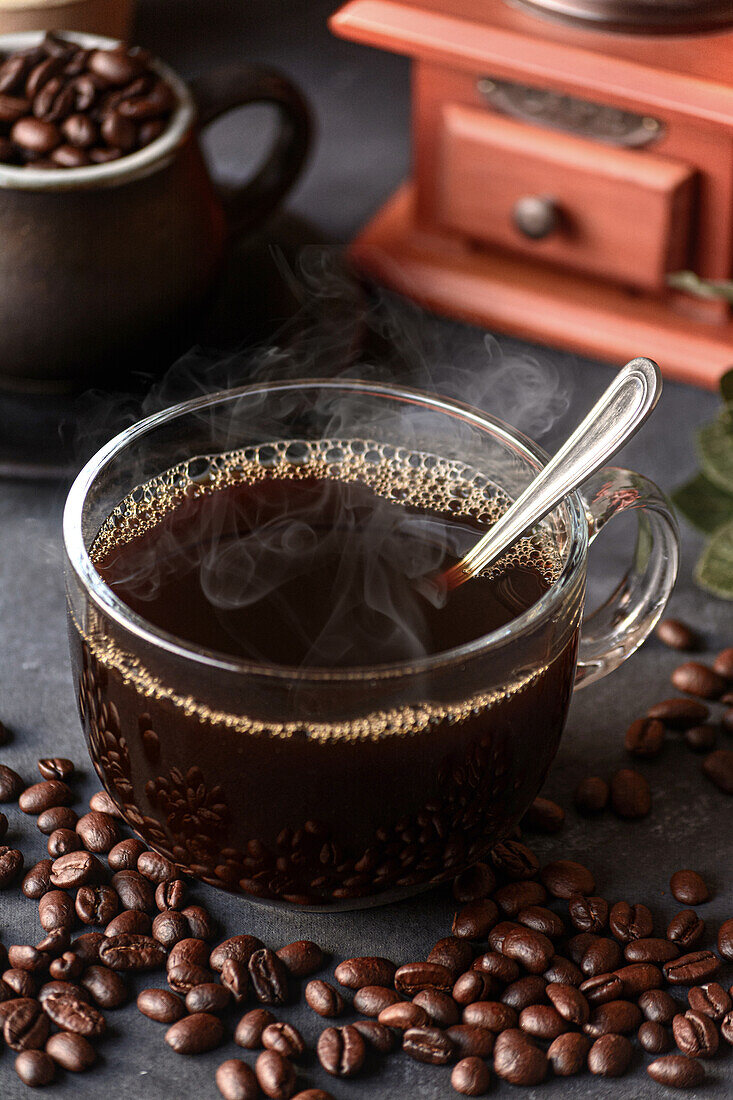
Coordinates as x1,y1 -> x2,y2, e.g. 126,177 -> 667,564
1,1 -> 732,1096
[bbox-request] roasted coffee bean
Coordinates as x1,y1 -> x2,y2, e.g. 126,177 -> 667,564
75,811 -> 120,853
36,928 -> 71,957
61,111 -> 97,148
0,55 -> 29,95
713,646 -> 733,678
672,661 -> 726,699
722,1011 -> 733,1044
71,933 -> 105,966
546,982 -> 589,1025
152,910 -> 188,949
490,921 -> 523,952
688,982 -> 731,1020
249,949 -> 289,1005
37,758 -> 74,782
318,1024 -> 366,1075
89,144 -> 122,162
168,938 -> 210,970
494,881 -> 546,916
39,806 -> 77,837
88,47 -> 145,86
38,889 -> 73,932
50,851 -> 99,889
155,877 -> 186,911
453,972 -> 496,1006
167,961 -> 214,994
547,1031 -> 591,1076
491,840 -> 539,880
584,1000 -> 642,1036
501,927 -> 554,974
473,951 -> 520,984
670,869 -> 710,905
19,780 -> 72,814
100,109 -> 137,151
413,988 -> 460,1027
0,93 -> 30,124
609,901 -> 654,942
235,1008 -> 276,1049
673,1009 -> 719,1057
15,1047 -> 56,1086
210,934 -> 264,972
451,1055 -> 491,1095
107,838 -> 146,871
516,905 -> 564,939
182,904 -> 215,941
519,1003 -> 566,1040
493,1028 -> 547,1085
656,618 -> 698,650
45,1029 -> 95,1071
540,859 -> 594,899
216,1058 -> 260,1100
75,884 -> 118,925
137,987 -> 185,1023
573,776 -> 609,815
544,956 -> 584,987
588,1033 -> 632,1076
638,1019 -> 671,1053
8,945 -> 50,972
378,1000 -> 429,1030
39,983 -> 89,1008
625,717 -> 665,757
717,918 -> 733,960
5,970 -> 36,996
256,1049 -> 296,1098
43,991 -> 105,1038
99,933 -> 166,972
501,975 -> 547,1012
88,790 -> 121,817
4,998 -> 49,1050
428,936 -> 474,976
136,848 -> 174,882
49,952 -> 82,981
569,894 -> 608,934
625,938 -> 679,963
47,827 -> 80,858
0,810 -> 9,840
580,937 -> 623,977
395,961 -> 454,995
565,934 -> 598,966
186,983 -> 231,1015
0,845 -> 24,887
351,984 -> 398,1016
463,1001 -> 517,1032
111,869 -> 154,911
334,956 -> 396,990
664,951 -> 720,985
667,909 -> 704,948
0,764 -> 24,801
453,861 -> 495,902
166,1011 -> 224,1055
291,1092 -> 335,1100
402,1024 -> 455,1065
703,749 -> 733,793
276,939 -> 323,978
305,979 -> 344,1017
262,1021 -> 305,1060
647,1054 -> 705,1088
445,1023 -> 495,1058
522,795 -> 565,834
684,724 -> 717,752
221,958 -> 248,1004
452,899 -> 499,940
639,988 -> 678,1024
351,1018 -> 395,1052
610,768 -> 651,818
80,965 -> 126,1009
106,909 -> 151,936
647,698 -> 709,729
615,963 -> 663,997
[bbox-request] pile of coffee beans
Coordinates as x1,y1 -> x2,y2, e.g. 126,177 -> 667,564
0,616 -> 732,1094
0,33 -> 175,169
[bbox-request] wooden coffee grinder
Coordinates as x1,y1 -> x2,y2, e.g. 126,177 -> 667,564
331,0 -> 733,387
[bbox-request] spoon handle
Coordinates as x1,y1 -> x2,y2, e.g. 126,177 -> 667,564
443,357 -> 662,590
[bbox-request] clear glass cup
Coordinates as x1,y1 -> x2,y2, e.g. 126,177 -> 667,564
63,379 -> 678,910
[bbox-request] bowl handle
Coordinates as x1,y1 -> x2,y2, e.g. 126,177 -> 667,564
189,64 -> 312,237
573,466 -> 679,689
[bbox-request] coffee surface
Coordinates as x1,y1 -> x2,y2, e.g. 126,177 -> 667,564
91,441 -> 558,669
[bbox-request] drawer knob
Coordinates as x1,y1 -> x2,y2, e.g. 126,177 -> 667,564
513,195 -> 558,240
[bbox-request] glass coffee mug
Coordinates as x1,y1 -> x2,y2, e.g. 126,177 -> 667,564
63,380 -> 679,910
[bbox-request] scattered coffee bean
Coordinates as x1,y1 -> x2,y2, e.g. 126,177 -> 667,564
19,780 -> 73,814
647,698 -> 709,729
249,949 -> 289,1005
647,1054 -> 705,1088
638,1019 -> 671,1053
45,1029 -> 95,1071
521,796 -> 565,834
256,1048 -> 297,1098
463,1001 -> 517,1032
625,717 -> 665,758
76,884 -> 118,925
182,904 -> 215,941
334,956 -> 396,990
37,757 -> 74,782
305,979 -> 344,1018
186,983 -> 231,1015
107,910 -> 150,936
547,1031 -> 591,1076
167,960 -> 214,994
540,860 -> 594,899
152,910 -> 188,949
493,1028 -> 547,1085
516,905 -> 564,939
210,934 -> 264,972
452,900 -> 499,940
453,972 -> 495,1006
472,951 -> 519,984
107,838 -> 147,871
318,1025 -> 366,1075
75,810 -> 120,852
428,937 -> 474,976
43,990 -> 105,1038
235,1008 -> 276,1049
0,846 -> 24,888
501,975 -> 547,1012
402,1024 -> 455,1065
168,938 -> 209,970
98,933 -> 166,971
573,776 -> 609,815
261,1021 -> 305,1060
165,1011 -> 224,1055
519,1003 -> 566,1040
276,940 -> 324,978
155,878 -> 186,911
580,938 -> 623,977
378,1001 -> 429,1029
688,982 -> 731,1020
451,1055 -> 491,1095
4,998 -> 50,1051
351,1019 -> 395,1052
221,958 -> 248,1004
353,984 -> 400,1016
684,724 -> 717,752
0,764 -> 25,802
445,1023 -> 495,1058
15,1047 -> 56,1086
588,1033 -> 632,1076
491,840 -> 539,880
702,749 -> 733,793
569,894 -> 609,934
544,956 -> 584,987
717,918 -> 733,960
670,869 -> 710,905
453,861 -> 496,902
38,890 -> 73,931
88,791 -> 120,817
395,961 -> 454,995
664,951 -> 721,985
494,881 -> 546,916
672,661 -> 726,700
722,1011 -> 733,1044
546,982 -> 590,1025
667,909 -> 704,948
713,646 -> 733,678
216,1058 -> 259,1100
80,966 -> 127,1009
639,988 -> 678,1024
624,938 -> 679,964
672,1009 -> 719,1057
50,851 -> 99,889
47,827 -> 80,858
656,619 -> 698,650
112,869 -> 155,911
610,769 -> 651,818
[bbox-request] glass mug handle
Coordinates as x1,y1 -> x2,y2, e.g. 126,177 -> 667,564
574,467 -> 680,688
189,65 -> 312,236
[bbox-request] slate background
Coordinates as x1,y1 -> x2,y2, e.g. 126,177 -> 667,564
0,1 -> 731,1096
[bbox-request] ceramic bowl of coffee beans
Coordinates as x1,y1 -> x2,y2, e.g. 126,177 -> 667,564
0,31 -> 310,391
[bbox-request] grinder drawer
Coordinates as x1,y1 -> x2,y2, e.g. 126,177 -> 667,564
437,104 -> 695,292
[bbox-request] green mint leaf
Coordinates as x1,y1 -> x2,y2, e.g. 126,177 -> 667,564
721,367 -> 733,404
697,410 -> 733,493
672,473 -> 733,535
694,519 -> 733,599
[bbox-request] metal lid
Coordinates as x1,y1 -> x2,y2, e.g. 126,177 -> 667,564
507,0 -> 733,34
